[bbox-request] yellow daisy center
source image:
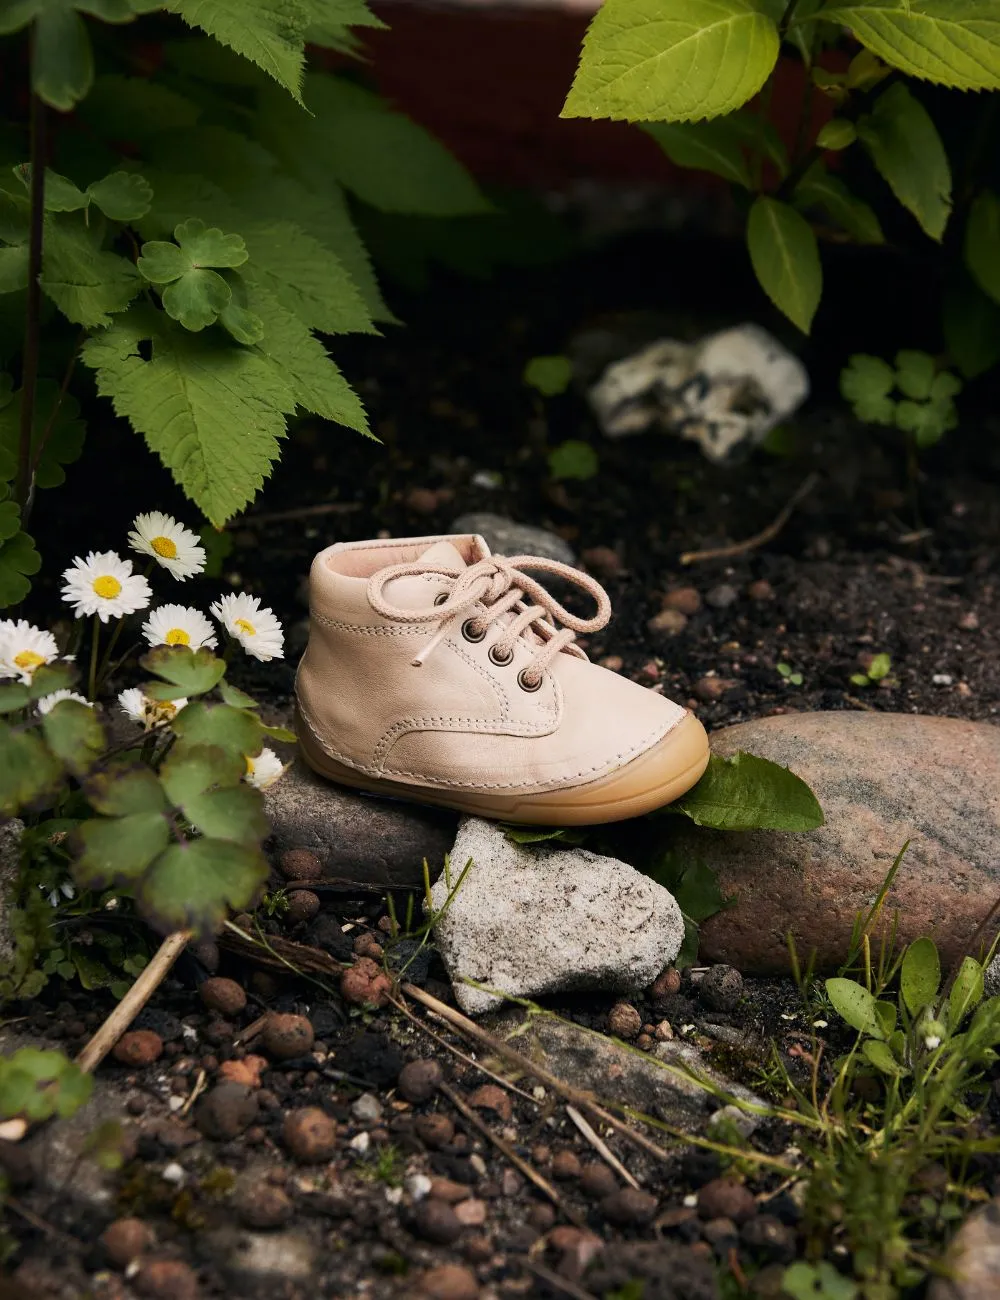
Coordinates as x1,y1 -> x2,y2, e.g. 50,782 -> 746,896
235,618 -> 256,637
165,628 -> 190,646
93,575 -> 122,599
245,755 -> 255,775
14,650 -> 44,671
151,535 -> 178,559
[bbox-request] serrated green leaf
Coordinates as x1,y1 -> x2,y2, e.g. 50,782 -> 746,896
140,644 -> 226,696
949,956 -> 984,1026
863,1038 -> 907,1075
562,0 -> 779,122
856,83 -> 951,241
965,190 -> 1000,305
747,196 -> 822,334
901,937 -> 941,1015
81,75 -> 201,141
0,530 -> 42,607
895,350 -> 936,399
0,720 -> 62,813
32,8 -> 93,111
136,836 -> 268,935
171,701 -> 263,758
523,355 -> 573,397
87,171 -> 153,222
159,742 -> 244,805
840,353 -> 897,423
85,765 -> 169,817
0,379 -> 86,489
247,283 -> 370,432
73,810 -> 170,888
41,699 -> 105,776
670,750 -> 824,831
793,160 -> 884,244
41,219 -> 142,328
817,1 -> 1000,93
306,0 -> 385,44
643,120 -> 751,187
827,977 -> 882,1036
162,267 -> 232,331
0,245 -> 29,293
82,307 -> 296,526
219,302 -> 264,346
163,0 -> 307,103
723,108 -> 789,176
943,271 -> 1000,379
548,440 -> 598,481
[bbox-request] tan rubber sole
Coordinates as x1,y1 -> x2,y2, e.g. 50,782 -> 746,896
296,710 -> 710,826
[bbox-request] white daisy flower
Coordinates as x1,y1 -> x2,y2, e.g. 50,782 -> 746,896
142,604 -> 218,651
61,551 -> 152,623
37,689 -> 92,715
210,593 -> 284,662
118,687 -> 188,730
244,747 -> 285,790
128,512 -> 206,581
0,619 -> 59,683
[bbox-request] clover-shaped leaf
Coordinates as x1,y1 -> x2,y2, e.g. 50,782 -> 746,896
0,720 -> 62,815
137,837 -> 267,936
171,701 -> 263,759
41,698 -> 105,776
894,350 -> 936,401
138,218 -> 248,332
0,528 -> 41,608
840,354 -> 897,425
219,301 -> 265,346
161,743 -> 268,846
14,166 -> 152,222
141,645 -> 226,700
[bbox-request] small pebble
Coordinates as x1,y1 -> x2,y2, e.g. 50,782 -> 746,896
958,611 -> 979,630
463,1235 -> 493,1264
580,1161 -> 618,1200
601,1187 -> 658,1226
351,1093 -> 383,1124
606,1002 -> 642,1040
697,1177 -> 757,1224
662,586 -> 701,615
101,1217 -> 154,1267
199,978 -> 246,1018
706,583 -> 739,609
747,579 -> 774,601
415,1113 -> 454,1148
340,957 -> 392,1008
415,1198 -> 464,1245
112,1030 -> 163,1068
262,1012 -> 315,1061
453,1198 -> 487,1227
279,848 -> 323,881
699,965 -> 743,1013
702,1215 -> 739,1245
134,1258 -> 200,1299
647,609 -> 687,635
581,546 -> 624,577
218,1054 -> 268,1089
349,1131 -> 370,1155
654,1020 -> 674,1041
741,1214 -> 795,1261
353,932 -> 385,960
405,486 -> 441,515
551,1150 -> 582,1181
406,1174 -> 433,1202
187,939 -> 219,973
282,1107 -> 337,1163
237,1183 -> 292,1229
429,1177 -> 471,1203
650,967 -> 682,999
398,1059 -> 444,1104
195,1083 -> 258,1139
529,1202 -> 556,1232
694,675 -> 737,703
418,1263 -> 480,1299
285,890 -> 320,925
635,1033 -> 653,1050
599,655 -> 624,672
467,1084 -> 512,1122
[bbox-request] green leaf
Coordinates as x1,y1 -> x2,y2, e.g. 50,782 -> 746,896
895,349 -> 936,399
159,743 -> 244,805
162,267 -> 232,332
140,644 -> 226,698
826,977 -> 882,1036
260,722 -> 295,743
943,271 -> 1000,379
32,8 -> 93,111
87,171 -> 153,222
184,785 -> 269,845
815,119 -> 857,150
175,216 -> 248,269
548,440 -> 598,481
562,0 -> 780,123
162,0 -> 307,103
965,190 -> 1000,305
81,75 -> 201,141
31,168 -> 89,213
241,219 -> 374,336
793,160 -> 884,244
875,998 -> 897,1038
136,241 -> 191,284
41,699 -> 105,776
895,397 -> 956,445
867,652 -> 892,680
27,662 -> 76,701
219,302 -> 264,346
840,353 -> 897,423
0,245 -> 29,293
948,956 -> 984,1026
0,721 -> 62,814
85,765 -> 169,817
863,1038 -> 907,1075
171,701 -> 263,758
0,683 -> 30,713
305,0 -> 385,44
82,307 -> 296,526
73,811 -> 170,888
218,680 -> 257,709
0,379 -> 86,489
41,219 -> 142,328
856,83 -> 951,241
816,1 -> 1000,93
523,355 -> 573,397
0,530 -> 42,608
670,750 -> 824,831
136,836 -> 268,935
901,937 -> 941,1015
642,120 -> 752,188
746,196 -> 822,334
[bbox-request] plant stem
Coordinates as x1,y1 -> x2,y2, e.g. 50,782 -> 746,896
88,616 -> 100,701
15,92 -> 47,520
779,0 -> 802,32
29,331 -> 83,480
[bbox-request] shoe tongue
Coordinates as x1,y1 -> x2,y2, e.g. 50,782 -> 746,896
381,539 -> 468,610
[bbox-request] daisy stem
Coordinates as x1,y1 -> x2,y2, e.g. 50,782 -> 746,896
87,616 -> 100,702
14,91 -> 46,519
96,616 -> 127,690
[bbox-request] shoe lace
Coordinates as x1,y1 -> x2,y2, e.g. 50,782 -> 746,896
367,554 -> 613,687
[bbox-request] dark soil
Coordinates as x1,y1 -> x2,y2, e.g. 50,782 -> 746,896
6,226 -> 1000,1298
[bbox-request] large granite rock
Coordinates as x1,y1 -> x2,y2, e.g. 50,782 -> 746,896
448,512 -> 575,564
431,818 -> 684,1015
264,758 -> 456,889
682,713 -> 1000,973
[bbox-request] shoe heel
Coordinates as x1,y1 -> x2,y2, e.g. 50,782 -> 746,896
294,707 -> 383,793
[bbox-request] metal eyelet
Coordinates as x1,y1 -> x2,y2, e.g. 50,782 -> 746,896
462,619 -> 486,643
489,644 -> 514,667
433,591 -> 449,606
517,668 -> 542,693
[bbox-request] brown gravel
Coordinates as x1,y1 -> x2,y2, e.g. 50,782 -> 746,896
195,1083 -> 259,1139
101,1217 -> 154,1267
261,1012 -> 315,1060
279,848 -> 324,881
398,1059 -> 444,1103
199,977 -> 246,1017
112,1030 -> 163,1067
282,1107 -> 337,1163
697,1177 -> 758,1223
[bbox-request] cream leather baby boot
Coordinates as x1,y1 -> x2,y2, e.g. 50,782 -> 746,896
295,534 -> 709,824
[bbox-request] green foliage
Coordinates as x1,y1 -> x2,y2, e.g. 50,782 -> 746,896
781,1261 -> 857,1300
649,852 -> 729,966
668,750 -> 825,832
523,354 -> 573,397
850,651 -> 894,688
547,439 -> 598,481
777,661 -> 803,686
563,0 -> 1000,341
841,350 -> 962,447
0,1046 -> 92,1122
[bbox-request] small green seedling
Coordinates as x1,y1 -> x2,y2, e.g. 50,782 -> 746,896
0,1046 -> 92,1123
523,354 -> 573,398
778,661 -> 803,686
547,439 -> 598,481
841,351 -> 962,447
850,653 -> 893,688
782,1260 -> 859,1300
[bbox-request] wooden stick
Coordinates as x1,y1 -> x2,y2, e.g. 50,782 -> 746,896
680,472 -> 818,565
566,1104 -> 639,1189
76,929 -> 192,1075
439,1082 -> 584,1228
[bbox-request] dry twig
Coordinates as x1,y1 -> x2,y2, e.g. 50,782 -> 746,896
522,1260 -> 599,1300
680,472 -> 819,565
565,1104 -> 639,1189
